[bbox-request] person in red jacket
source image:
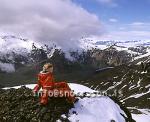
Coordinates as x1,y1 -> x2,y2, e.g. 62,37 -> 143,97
33,63 -> 75,105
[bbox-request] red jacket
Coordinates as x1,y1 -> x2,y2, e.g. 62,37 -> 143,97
33,72 -> 54,92
33,71 -> 75,105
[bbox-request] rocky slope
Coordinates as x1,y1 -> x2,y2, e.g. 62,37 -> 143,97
0,86 -> 74,122
81,61 -> 150,115
0,84 -> 135,122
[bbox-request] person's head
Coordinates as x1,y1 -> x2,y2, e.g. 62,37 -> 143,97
42,63 -> 53,73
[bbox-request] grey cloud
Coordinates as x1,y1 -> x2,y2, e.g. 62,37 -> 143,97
0,0 -> 102,50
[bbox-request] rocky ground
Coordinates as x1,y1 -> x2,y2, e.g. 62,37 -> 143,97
0,86 -> 74,122
81,63 -> 150,114
0,86 -> 136,122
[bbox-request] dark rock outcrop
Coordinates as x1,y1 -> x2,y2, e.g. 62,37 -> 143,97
0,86 -> 74,122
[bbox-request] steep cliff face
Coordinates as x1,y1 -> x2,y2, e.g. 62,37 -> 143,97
92,47 -> 132,66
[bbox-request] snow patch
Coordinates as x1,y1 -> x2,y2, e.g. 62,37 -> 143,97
133,48 -> 150,61
129,90 -> 150,98
68,97 -> 126,122
68,83 -> 95,94
132,114 -> 150,122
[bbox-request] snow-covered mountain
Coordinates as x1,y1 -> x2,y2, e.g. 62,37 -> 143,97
0,35 -> 56,72
0,35 -> 33,54
83,38 -> 150,60
1,36 -> 150,73
0,36 -> 56,72
0,36 -> 34,72
82,38 -> 150,48
0,36 -> 150,122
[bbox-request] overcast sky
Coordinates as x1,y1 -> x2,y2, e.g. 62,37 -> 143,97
0,0 -> 150,50
0,0 -> 103,50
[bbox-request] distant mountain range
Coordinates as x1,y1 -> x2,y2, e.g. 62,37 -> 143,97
0,35 -> 150,121
0,36 -> 150,73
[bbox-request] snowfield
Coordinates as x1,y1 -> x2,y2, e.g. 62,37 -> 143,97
68,97 -> 126,122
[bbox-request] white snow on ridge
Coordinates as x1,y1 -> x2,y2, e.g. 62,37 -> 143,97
68,83 -> 95,94
132,114 -> 150,122
68,97 -> 126,122
132,109 -> 150,122
133,48 -> 150,61
115,40 -> 150,48
3,84 -> 36,90
0,36 -> 35,54
125,89 -> 150,99
127,108 -> 150,122
3,83 -> 95,93
93,39 -> 150,48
